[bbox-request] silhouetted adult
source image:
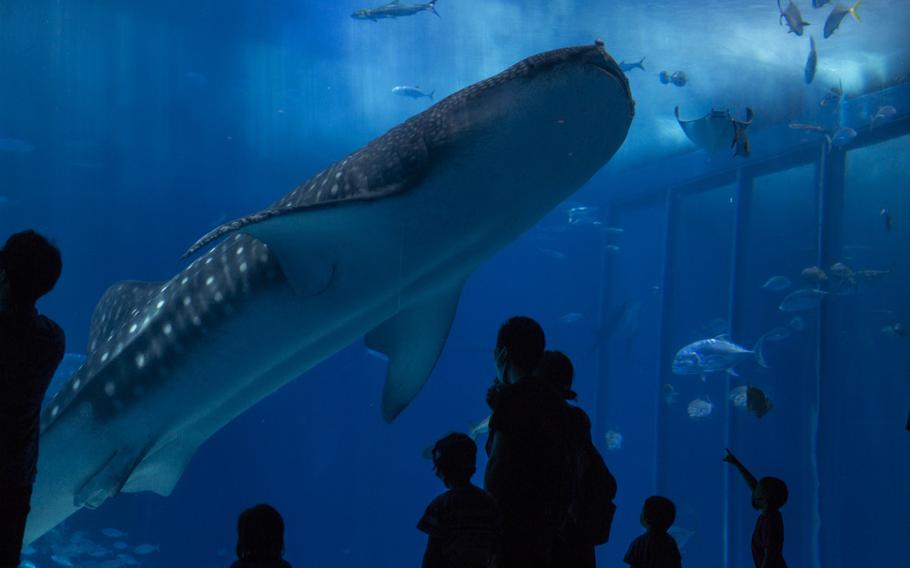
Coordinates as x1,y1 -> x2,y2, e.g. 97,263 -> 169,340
484,317 -> 573,568
0,230 -> 65,568
232,504 -> 292,568
538,350 -> 617,568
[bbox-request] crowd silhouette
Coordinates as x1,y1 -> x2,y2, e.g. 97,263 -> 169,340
0,230 -> 791,568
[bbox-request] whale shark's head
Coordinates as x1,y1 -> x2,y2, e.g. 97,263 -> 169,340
411,40 -> 634,221
185,41 -> 634,258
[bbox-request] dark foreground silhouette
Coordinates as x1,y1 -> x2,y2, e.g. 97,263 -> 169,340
231,504 -> 292,568
0,230 -> 64,568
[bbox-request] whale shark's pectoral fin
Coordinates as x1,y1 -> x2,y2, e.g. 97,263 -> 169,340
121,435 -> 205,497
366,281 -> 465,422
74,447 -> 148,509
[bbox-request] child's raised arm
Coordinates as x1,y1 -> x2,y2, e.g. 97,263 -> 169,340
723,448 -> 758,491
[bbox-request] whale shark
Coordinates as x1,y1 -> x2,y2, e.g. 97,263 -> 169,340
25,41 -> 633,544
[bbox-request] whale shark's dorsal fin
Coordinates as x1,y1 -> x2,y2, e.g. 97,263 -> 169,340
88,281 -> 167,353
366,280 -> 465,421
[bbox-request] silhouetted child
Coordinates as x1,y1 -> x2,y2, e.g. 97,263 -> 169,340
540,350 -> 617,568
723,448 -> 788,568
232,504 -> 292,568
418,433 -> 500,568
0,230 -> 65,568
623,496 -> 682,568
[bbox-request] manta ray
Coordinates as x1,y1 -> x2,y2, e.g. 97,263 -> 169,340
675,106 -> 754,157
25,41 -> 634,544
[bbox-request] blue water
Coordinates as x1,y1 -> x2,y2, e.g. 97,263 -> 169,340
2,1 -> 908,567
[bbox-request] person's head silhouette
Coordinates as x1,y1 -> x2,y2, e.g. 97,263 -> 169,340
431,432 -> 477,488
753,476 -> 789,512
494,316 -> 545,384
641,496 -> 676,533
236,504 -> 286,563
0,230 -> 62,310
537,350 -> 576,400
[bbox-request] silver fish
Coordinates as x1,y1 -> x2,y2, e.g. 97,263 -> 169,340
762,275 -> 792,292
672,335 -> 768,378
605,429 -> 624,450
659,71 -> 688,87
824,1 -> 862,38
829,127 -> 857,148
351,0 -> 439,20
871,105 -> 897,127
620,57 -> 646,72
779,288 -> 827,311
778,0 -> 810,36
392,85 -> 434,100
687,397 -> 713,419
805,36 -> 817,84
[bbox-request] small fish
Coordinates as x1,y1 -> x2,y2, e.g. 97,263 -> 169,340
687,397 -> 713,419
882,322 -> 908,338
824,1 -> 862,39
351,0 -> 439,20
51,556 -> 74,567
801,265 -> 828,283
789,122 -> 827,133
828,261 -> 854,279
392,85 -> 434,100
762,275 -> 792,292
672,335 -> 768,378
855,268 -> 892,281
601,226 -> 625,234
101,529 -> 128,538
762,317 -> 806,342
881,208 -> 893,232
117,554 -> 141,566
659,71 -> 688,87
559,312 -> 585,324
780,288 -> 827,311
805,37 -> 818,84
829,127 -> 857,148
605,244 -> 621,253
813,0 -> 832,6
567,205 -> 599,225
0,137 -> 35,153
729,385 -> 749,408
746,386 -> 773,418
871,105 -> 897,127
113,541 -> 130,550
604,429 -> 623,451
663,383 -> 679,405
619,57 -> 647,72
778,0 -> 810,36
133,544 -> 159,555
